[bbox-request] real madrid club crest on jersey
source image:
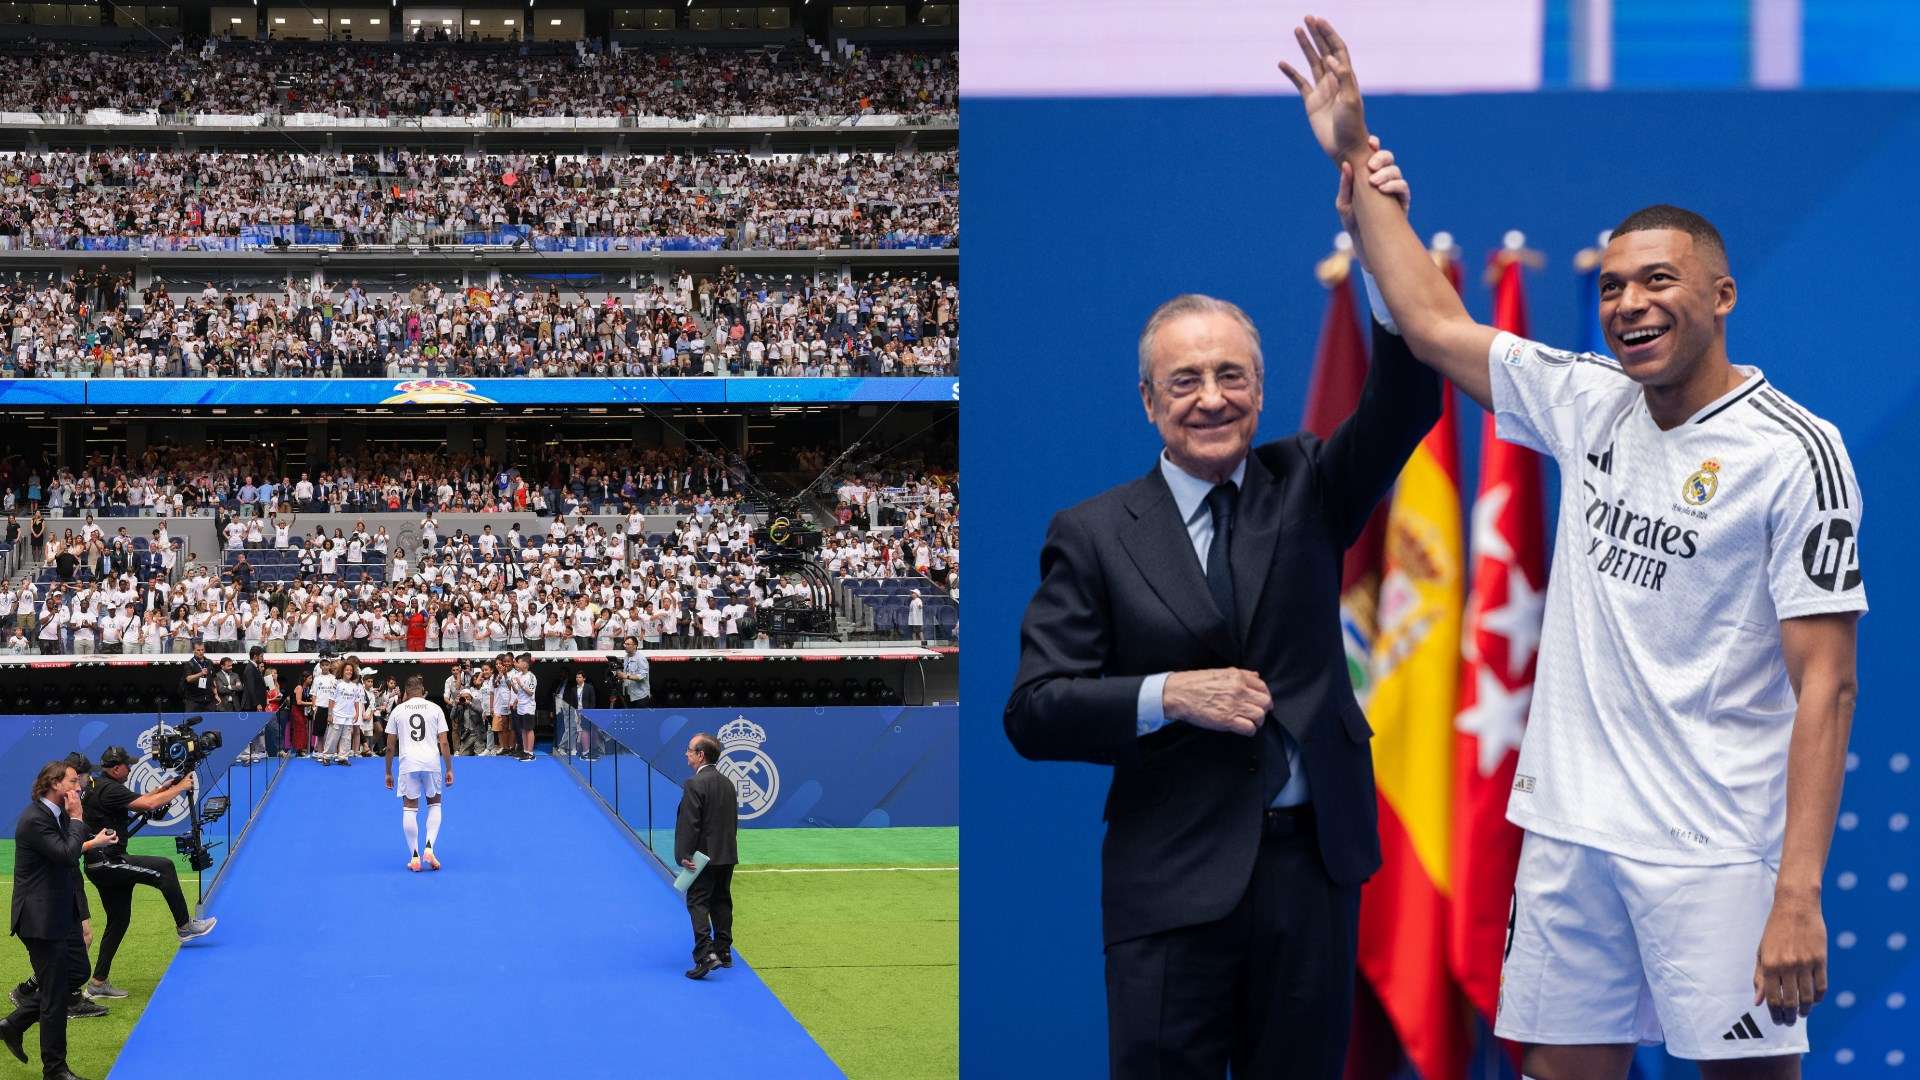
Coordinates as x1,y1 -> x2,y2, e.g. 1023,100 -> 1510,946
1682,459 -> 1721,506
716,715 -> 780,820
129,724 -> 192,828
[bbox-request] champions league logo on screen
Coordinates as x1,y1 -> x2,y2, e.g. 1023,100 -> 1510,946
716,715 -> 780,820
128,725 -> 193,828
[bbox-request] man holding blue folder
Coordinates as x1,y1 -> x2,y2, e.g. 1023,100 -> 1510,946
676,733 -> 739,981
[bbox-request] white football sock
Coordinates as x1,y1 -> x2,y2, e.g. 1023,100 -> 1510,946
426,803 -> 442,848
403,808 -> 419,858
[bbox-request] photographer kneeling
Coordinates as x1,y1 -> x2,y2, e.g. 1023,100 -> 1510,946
77,747 -> 216,999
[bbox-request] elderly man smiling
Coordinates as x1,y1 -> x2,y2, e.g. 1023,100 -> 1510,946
1004,154 -> 1440,1076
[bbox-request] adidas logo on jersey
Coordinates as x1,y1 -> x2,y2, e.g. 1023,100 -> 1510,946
1585,443 -> 1614,475
1722,1012 -> 1764,1041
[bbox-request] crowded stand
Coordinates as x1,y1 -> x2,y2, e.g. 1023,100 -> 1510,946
0,428 -> 959,655
0,443 -> 747,522
0,42 -> 957,121
0,148 -> 957,252
0,266 -> 956,378
824,466 -> 957,640
0,494 -> 956,656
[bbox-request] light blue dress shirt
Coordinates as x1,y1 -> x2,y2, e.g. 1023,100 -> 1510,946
1135,453 -> 1311,807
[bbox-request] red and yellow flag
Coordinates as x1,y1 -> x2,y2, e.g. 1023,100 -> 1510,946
1449,252 -> 1548,1029
1354,247 -> 1469,1080
1300,266 -> 1387,700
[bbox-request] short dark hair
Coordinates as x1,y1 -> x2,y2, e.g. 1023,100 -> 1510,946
1611,205 -> 1728,271
689,734 -> 722,765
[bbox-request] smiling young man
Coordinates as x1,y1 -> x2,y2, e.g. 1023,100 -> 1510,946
1285,17 -> 1865,1078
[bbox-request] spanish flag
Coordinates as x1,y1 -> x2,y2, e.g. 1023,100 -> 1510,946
1354,250 -> 1469,1080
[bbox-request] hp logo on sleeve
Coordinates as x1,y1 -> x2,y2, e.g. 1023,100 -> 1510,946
1802,519 -> 1862,592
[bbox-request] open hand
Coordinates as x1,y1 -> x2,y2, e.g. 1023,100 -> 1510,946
1754,893 -> 1827,1026
1279,16 -> 1370,161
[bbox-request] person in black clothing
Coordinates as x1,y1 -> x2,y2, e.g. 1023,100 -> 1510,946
78,747 -> 213,1000
9,755 -> 106,1024
675,733 -> 739,981
181,643 -> 216,710
0,759 -> 116,1080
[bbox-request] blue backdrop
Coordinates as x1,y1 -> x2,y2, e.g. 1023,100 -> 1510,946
587,705 -> 958,828
0,712 -> 258,834
962,92 -> 1919,1077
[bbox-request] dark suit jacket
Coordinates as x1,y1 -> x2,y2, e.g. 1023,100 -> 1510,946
240,661 -> 271,710
673,764 -> 739,868
1004,322 -> 1439,947
11,801 -> 87,940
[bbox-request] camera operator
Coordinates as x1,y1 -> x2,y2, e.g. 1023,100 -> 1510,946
615,637 -> 652,706
78,748 -> 216,999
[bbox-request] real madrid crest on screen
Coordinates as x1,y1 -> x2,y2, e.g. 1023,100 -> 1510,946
1681,459 -> 1721,506
129,724 -> 192,828
716,715 -> 780,820
379,379 -> 497,406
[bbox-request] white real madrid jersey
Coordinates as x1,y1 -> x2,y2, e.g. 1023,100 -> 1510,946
385,699 -> 448,777
1489,332 -> 1867,866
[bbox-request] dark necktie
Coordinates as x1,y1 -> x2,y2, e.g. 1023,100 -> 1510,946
1203,483 -> 1238,631
1204,482 -> 1293,802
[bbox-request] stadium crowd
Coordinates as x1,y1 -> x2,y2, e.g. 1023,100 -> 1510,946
0,148 -> 957,251
1,443 -> 747,523
0,42 -> 957,120
0,267 -> 956,378
0,502 -> 946,656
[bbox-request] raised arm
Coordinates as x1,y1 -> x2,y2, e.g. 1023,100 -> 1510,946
1281,16 -> 1497,409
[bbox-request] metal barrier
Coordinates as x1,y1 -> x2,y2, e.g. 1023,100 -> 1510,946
553,710 -> 678,874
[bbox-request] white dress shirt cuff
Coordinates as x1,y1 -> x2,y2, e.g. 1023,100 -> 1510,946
1361,269 -> 1400,335
1136,673 -> 1171,737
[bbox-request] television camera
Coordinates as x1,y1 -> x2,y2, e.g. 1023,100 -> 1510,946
122,716 -> 230,872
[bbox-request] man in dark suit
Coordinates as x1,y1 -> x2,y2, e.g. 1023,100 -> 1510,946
0,760 -> 116,1080
1004,268 -> 1438,1074
674,733 -> 738,981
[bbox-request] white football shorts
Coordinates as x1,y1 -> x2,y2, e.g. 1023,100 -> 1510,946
1494,831 -> 1810,1060
394,770 -> 444,801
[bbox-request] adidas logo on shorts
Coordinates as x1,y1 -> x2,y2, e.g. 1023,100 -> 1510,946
1722,1012 -> 1763,1041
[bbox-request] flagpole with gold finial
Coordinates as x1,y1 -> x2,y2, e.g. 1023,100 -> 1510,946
1573,229 -> 1613,273
1317,231 -> 1354,288
1484,229 -> 1545,286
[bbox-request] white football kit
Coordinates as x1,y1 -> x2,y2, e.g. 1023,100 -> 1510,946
1486,333 -> 1867,1059
386,699 -> 448,799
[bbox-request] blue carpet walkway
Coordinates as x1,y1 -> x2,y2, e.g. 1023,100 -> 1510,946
112,756 -> 842,1079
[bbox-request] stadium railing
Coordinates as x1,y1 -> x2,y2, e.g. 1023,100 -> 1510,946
555,711 -> 679,874
185,712 -> 292,908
